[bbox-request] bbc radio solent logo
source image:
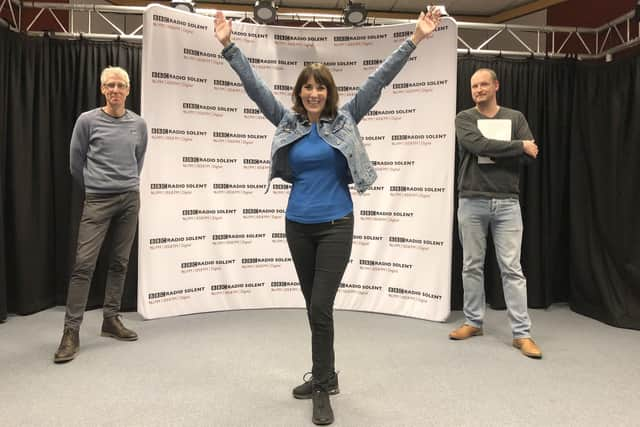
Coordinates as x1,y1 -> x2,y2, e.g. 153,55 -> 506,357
352,234 -> 384,247
362,108 -> 416,122
361,135 -> 386,147
371,160 -> 415,172
271,281 -> 298,293
182,156 -> 238,169
152,14 -> 208,34
359,259 -> 413,273
388,235 -> 445,251
213,79 -> 244,93
336,85 -> 360,96
242,208 -> 285,219
247,56 -> 299,70
334,33 -> 387,46
339,282 -> 383,295
241,257 -> 292,269
150,183 -> 207,195
302,60 -> 357,73
183,47 -> 223,64
180,258 -> 235,274
147,286 -> 206,304
211,233 -> 267,245
182,102 -> 238,117
392,79 -> 449,94
274,33 -> 327,47
181,208 -> 237,221
273,83 -> 294,95
210,282 -> 265,296
233,30 -> 268,42
211,130 -> 269,145
362,55 -> 417,70
151,71 -> 208,88
387,286 -> 443,302
211,183 -> 268,194
243,107 -> 266,121
272,183 -> 292,194
149,234 -> 206,250
242,158 -> 270,170
390,133 -> 447,146
151,127 -> 207,142
271,232 -> 286,243
359,209 -> 415,222
389,185 -> 446,198
350,185 -> 384,197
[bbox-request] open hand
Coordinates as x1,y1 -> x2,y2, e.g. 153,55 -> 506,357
411,6 -> 442,45
214,10 -> 232,47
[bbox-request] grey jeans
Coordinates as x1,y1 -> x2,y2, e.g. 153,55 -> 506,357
64,191 -> 140,330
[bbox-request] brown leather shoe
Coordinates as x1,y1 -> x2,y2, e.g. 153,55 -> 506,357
449,324 -> 483,340
101,315 -> 138,341
513,338 -> 542,359
54,328 -> 79,363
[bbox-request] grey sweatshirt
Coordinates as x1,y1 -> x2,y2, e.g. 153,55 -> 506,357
69,108 -> 148,193
455,106 -> 533,199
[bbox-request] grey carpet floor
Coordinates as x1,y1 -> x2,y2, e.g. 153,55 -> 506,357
1,304 -> 639,426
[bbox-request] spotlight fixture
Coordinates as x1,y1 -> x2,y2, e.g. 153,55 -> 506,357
254,0 -> 277,24
169,0 -> 194,13
343,1 -> 367,26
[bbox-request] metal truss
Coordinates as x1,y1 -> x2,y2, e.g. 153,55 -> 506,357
2,0 -> 639,59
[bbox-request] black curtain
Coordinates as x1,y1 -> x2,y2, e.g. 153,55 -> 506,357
569,56 -> 640,329
452,56 -> 575,312
1,27 -> 639,329
0,28 -> 141,321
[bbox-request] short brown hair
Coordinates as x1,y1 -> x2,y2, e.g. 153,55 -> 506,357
291,63 -> 339,119
472,68 -> 498,82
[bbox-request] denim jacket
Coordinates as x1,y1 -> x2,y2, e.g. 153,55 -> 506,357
221,39 -> 417,193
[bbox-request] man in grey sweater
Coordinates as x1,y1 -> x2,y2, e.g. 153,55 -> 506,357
450,68 -> 542,359
54,66 -> 148,363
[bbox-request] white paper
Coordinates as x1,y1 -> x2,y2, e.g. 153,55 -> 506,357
476,119 -> 511,164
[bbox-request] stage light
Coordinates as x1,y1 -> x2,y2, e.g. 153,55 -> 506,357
343,1 -> 367,26
170,0 -> 195,13
254,0 -> 277,24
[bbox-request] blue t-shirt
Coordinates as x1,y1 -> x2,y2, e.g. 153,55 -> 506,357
286,123 -> 353,223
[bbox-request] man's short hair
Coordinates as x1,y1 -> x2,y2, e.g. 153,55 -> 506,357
100,66 -> 130,87
473,68 -> 498,82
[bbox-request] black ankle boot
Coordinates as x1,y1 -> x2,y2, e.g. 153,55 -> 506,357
54,328 -> 79,363
101,315 -> 138,341
312,388 -> 334,425
292,372 -> 339,399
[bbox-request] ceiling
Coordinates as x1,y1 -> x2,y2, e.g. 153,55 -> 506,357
111,0 -> 568,22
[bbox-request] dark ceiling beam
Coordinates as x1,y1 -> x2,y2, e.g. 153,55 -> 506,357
108,0 -> 569,23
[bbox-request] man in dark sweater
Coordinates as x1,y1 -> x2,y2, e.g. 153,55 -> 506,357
450,68 -> 542,359
54,66 -> 148,363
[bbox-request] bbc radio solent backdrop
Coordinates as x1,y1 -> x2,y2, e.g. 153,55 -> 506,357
139,5 -> 457,321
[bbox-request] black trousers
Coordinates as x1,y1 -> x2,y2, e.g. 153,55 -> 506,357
285,213 -> 354,389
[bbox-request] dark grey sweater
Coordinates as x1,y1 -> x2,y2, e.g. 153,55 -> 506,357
455,106 -> 533,199
69,108 -> 147,193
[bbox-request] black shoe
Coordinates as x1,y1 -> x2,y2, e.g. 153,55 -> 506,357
312,389 -> 334,425
292,372 -> 339,400
101,315 -> 138,341
54,328 -> 79,363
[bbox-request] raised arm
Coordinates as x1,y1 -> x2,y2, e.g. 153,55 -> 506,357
214,11 -> 287,127
342,7 -> 442,123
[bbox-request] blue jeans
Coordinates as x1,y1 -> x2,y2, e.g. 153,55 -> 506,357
457,197 -> 531,338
